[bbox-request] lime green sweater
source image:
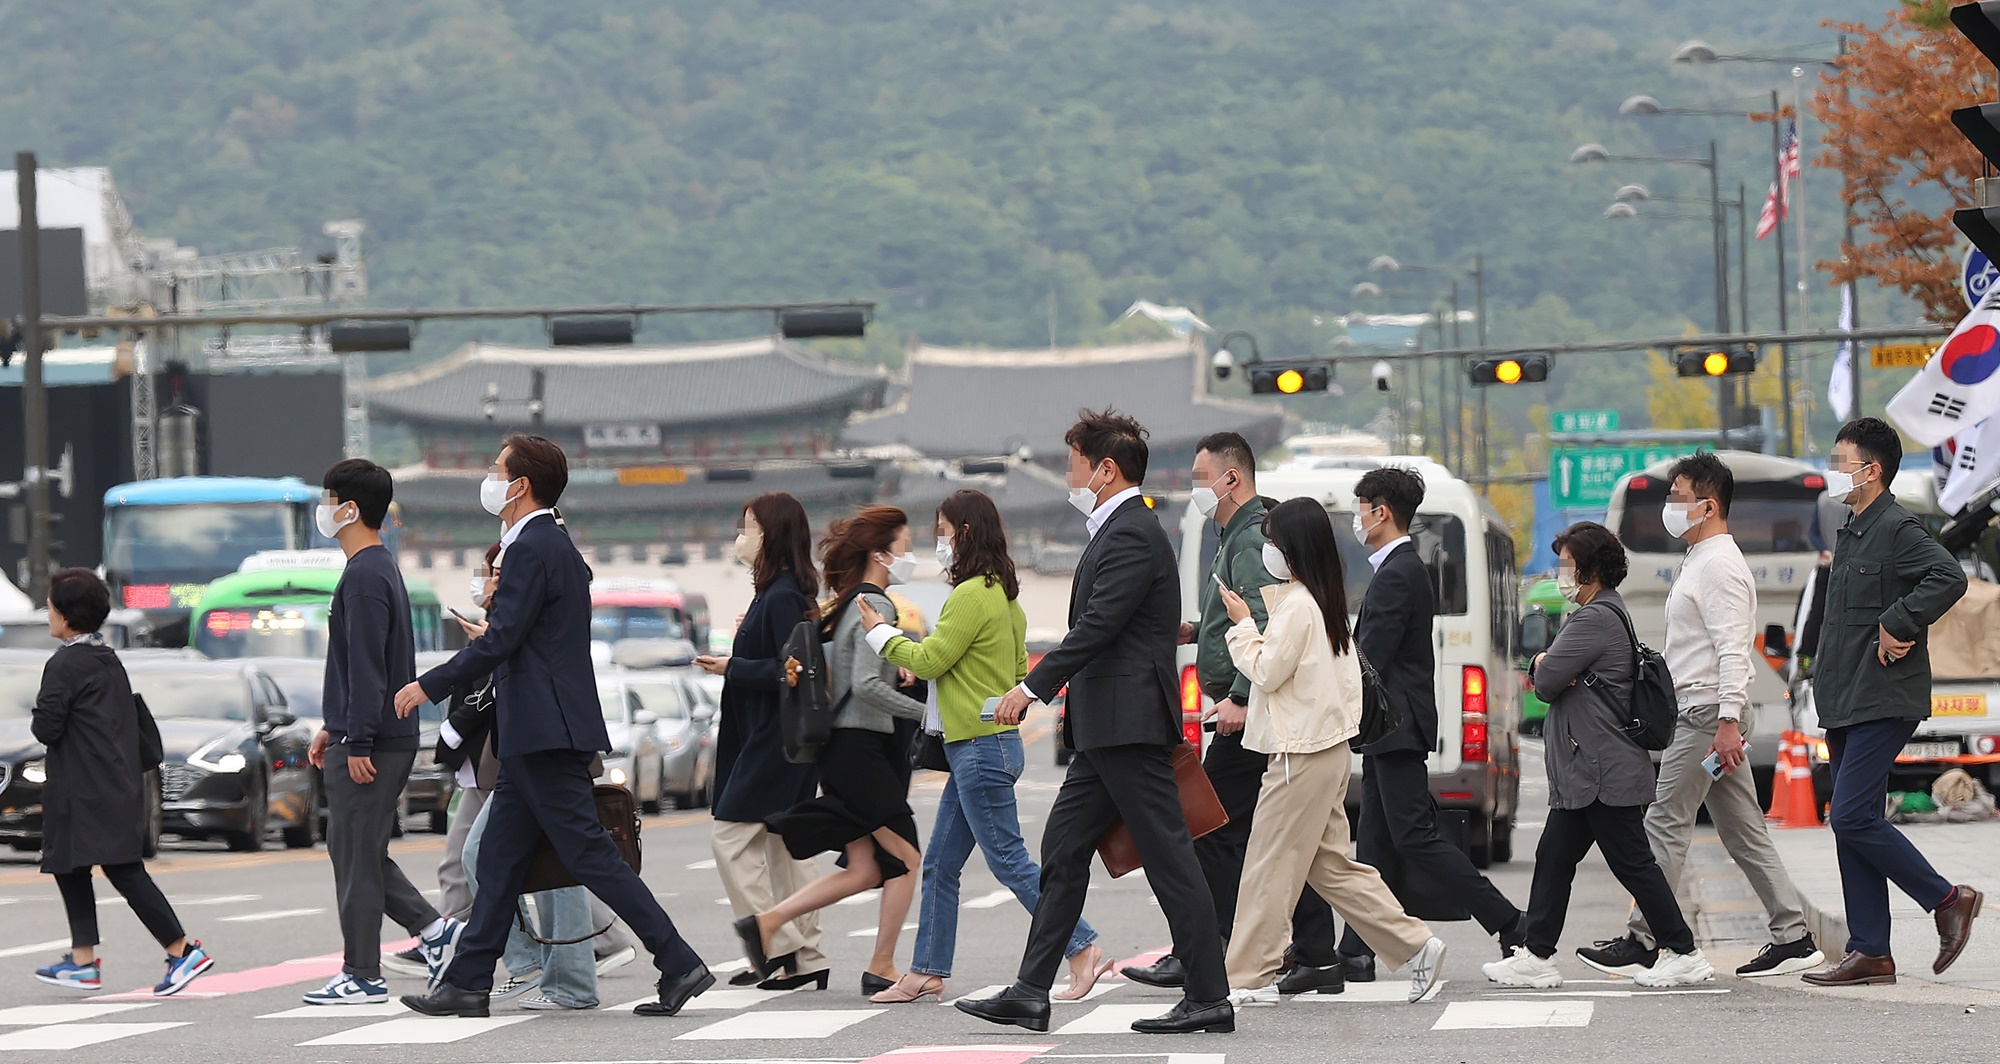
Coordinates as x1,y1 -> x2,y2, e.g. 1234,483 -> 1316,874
878,575 -> 1027,742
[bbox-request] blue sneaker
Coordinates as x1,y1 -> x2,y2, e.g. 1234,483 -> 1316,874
420,919 -> 464,989
153,941 -> 215,997
33,954 -> 101,991
303,972 -> 389,1005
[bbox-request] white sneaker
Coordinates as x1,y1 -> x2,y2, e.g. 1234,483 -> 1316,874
1633,949 -> 1715,988
302,972 -> 389,1005
419,918 -> 465,989
595,946 -> 637,976
1482,946 -> 1563,989
1226,984 -> 1280,1007
1405,936 -> 1447,1002
493,970 -> 543,1002
519,993 -> 596,1010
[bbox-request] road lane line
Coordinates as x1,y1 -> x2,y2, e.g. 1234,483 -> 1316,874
0,939 -> 69,959
299,1016 -> 532,1046
218,907 -> 325,923
0,1003 -> 156,1025
686,858 -> 717,870
677,1009 -> 882,1040
962,890 -> 1013,910
846,923 -> 916,937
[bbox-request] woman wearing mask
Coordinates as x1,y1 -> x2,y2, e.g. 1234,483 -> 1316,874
1483,522 -> 1713,989
858,490 -> 1107,1004
1214,499 -> 1447,1006
697,493 -> 830,990
738,506 -> 927,995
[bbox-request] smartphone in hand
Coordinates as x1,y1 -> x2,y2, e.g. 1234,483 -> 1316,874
1701,751 -> 1725,779
980,696 -> 1003,723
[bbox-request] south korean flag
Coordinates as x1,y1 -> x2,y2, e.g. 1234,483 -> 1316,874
1937,417 -> 2000,515
1888,285 -> 2000,447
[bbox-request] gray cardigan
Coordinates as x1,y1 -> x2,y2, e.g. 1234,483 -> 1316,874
830,590 -> 926,733
1531,589 -> 1655,809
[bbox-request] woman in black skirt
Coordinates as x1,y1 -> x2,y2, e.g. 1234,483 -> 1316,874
739,506 -> 927,995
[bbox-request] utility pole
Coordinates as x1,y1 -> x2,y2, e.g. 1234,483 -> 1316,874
16,152 -> 50,603
1770,90 -> 1795,456
1473,252 -> 1489,486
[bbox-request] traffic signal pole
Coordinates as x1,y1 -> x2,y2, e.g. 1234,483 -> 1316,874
16,152 -> 51,604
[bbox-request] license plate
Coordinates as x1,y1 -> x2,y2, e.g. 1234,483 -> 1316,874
1899,741 -> 1961,761
1933,694 -> 1988,717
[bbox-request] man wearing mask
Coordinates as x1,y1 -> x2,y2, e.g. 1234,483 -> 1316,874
1578,452 -> 1820,979
1122,432 -> 1341,996
305,459 -> 463,1004
1336,466 -> 1525,981
1797,418 -> 1974,987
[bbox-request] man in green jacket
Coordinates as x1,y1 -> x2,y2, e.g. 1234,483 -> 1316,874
1801,418 -> 1978,988
1120,432 -> 1341,995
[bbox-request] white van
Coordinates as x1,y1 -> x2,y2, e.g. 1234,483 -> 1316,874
1176,455 -> 1523,867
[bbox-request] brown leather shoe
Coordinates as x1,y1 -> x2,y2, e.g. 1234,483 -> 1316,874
1800,951 -> 1896,987
1934,884 -> 1984,975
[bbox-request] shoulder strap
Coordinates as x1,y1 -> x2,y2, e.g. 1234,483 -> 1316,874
1576,600 -> 1642,713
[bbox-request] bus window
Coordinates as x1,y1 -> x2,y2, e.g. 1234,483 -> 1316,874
1618,479 -> 1823,555
1486,528 -> 1517,659
105,502 -> 307,604
197,604 -> 332,659
591,606 -> 688,643
1323,510 -> 1470,617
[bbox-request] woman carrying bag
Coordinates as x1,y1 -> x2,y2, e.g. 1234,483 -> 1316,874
858,490 -> 1107,1004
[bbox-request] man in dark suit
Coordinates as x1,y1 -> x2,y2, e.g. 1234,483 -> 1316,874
958,410 -> 1232,1036
1336,466 -> 1524,979
393,434 -> 711,1019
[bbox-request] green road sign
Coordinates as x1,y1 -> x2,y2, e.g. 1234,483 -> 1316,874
1551,409 -> 1620,435
1548,444 -> 1693,509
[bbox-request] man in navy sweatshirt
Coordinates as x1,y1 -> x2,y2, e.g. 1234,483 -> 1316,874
304,459 -> 463,1005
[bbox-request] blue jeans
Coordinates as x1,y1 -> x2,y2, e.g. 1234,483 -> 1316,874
462,795 -> 599,1007
910,731 -> 1097,977
1826,717 -> 1955,956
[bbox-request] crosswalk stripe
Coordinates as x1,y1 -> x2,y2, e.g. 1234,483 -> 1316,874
860,1046 -> 1058,1064
0,1022 -> 189,1051
0,939 -> 69,960
0,1003 -> 156,1026
676,1008 -> 882,1040
836,889 -> 882,907
609,987 -> 800,1012
1491,988 -> 1730,998
686,858 -> 718,870
297,1016 -> 533,1046
943,983 -> 1121,1006
848,923 -> 917,937
1432,1000 -> 1593,1030
257,1002 -> 408,1020
1295,981 -> 1445,1004
1051,1003 -> 1170,1035
962,890 -> 1014,910
219,908 -> 325,923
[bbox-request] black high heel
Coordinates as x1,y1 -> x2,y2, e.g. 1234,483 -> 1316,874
735,915 -> 777,976
733,952 -> 795,986
860,971 -> 895,995
758,968 -> 831,991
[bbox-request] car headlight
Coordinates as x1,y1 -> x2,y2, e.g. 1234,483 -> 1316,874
20,759 -> 46,784
606,764 -> 629,786
189,751 -> 247,774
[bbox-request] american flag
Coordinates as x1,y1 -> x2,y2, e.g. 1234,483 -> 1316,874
1756,120 -> 1801,240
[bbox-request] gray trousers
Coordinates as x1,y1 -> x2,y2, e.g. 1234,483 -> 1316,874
440,783 -> 633,958
324,746 -> 443,979
1628,702 -> 1809,949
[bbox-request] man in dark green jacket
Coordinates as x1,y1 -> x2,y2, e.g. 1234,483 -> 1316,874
1121,432 -> 1340,995
1801,418 -> 1979,988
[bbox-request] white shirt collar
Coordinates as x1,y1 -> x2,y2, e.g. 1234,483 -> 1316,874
1368,535 -> 1412,571
1087,487 -> 1144,539
500,508 -> 556,549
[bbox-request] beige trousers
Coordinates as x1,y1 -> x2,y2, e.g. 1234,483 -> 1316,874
712,819 -> 827,971
1225,742 -> 1432,988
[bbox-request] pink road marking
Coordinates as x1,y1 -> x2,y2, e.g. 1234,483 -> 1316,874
1110,944 -> 1170,979
860,1046 -> 1056,1064
99,938 -> 418,1001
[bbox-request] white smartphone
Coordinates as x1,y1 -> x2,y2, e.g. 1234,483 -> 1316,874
1701,751 -> 1725,779
980,696 -> 1003,723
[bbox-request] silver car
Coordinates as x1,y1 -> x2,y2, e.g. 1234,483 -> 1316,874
596,668 -> 669,814
626,672 -> 716,809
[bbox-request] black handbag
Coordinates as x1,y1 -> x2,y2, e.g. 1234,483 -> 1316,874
1352,645 -> 1401,747
909,729 -> 950,772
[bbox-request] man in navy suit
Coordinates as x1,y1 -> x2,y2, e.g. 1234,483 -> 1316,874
394,435 -> 711,1018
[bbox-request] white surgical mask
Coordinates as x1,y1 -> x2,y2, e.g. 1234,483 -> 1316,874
1557,568 -> 1582,603
1191,472 -> 1230,519
734,528 -> 762,567
1069,465 -> 1109,516
1661,501 -> 1704,540
1261,542 -> 1292,581
1353,506 -> 1382,542
934,536 -> 954,570
1825,465 -> 1870,504
315,502 -> 355,540
480,476 -> 521,516
882,551 -> 916,586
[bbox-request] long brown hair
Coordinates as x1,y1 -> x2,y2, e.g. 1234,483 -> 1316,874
745,492 -> 819,602
938,489 -> 1018,600
817,506 -> 908,636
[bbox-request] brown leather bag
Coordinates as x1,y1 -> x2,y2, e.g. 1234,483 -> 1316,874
1096,742 -> 1228,878
521,783 -> 643,894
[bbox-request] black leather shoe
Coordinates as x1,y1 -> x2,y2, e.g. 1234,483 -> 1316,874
1121,954 -> 1187,988
1335,953 -> 1376,982
634,965 -> 715,1017
1276,962 -> 1345,995
1131,997 -> 1234,1034
760,968 -> 830,991
401,982 -> 490,1018
734,915 -> 776,976
954,984 -> 1052,1033
734,951 -> 794,986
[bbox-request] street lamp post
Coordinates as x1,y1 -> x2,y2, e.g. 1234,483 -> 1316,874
1368,255 -> 1484,478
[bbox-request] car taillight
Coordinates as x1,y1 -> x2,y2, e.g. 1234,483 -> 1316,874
123,584 -> 171,610
1461,665 -> 1489,763
1180,664 -> 1203,746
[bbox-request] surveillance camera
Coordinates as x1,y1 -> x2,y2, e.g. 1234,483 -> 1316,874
1212,348 -> 1234,379
1372,360 -> 1393,392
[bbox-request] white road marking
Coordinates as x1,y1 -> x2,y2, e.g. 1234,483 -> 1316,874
219,907 -> 325,923
0,1023 -> 188,1050
846,923 -> 917,937
174,894 -> 261,906
963,890 -> 1014,910
1432,1000 -> 1594,1030
257,1002 -> 408,1020
610,987 -> 799,1011
675,1008 -> 881,1040
298,1016 -> 533,1046
0,1003 -> 156,1026
1297,981 -> 1445,1004
0,939 -> 70,959
1492,989 -> 1731,998
835,890 -> 882,907
686,858 -> 718,870
1053,1003 -> 1181,1034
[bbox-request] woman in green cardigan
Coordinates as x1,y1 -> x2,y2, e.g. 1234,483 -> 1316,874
855,490 -> 1107,1004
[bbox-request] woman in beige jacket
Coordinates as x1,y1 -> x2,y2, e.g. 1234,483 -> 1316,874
1217,497 -> 1446,1006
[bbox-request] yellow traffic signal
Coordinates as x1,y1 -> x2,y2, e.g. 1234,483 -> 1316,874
1702,351 -> 1729,376
1496,359 -> 1523,384
1276,369 -> 1305,394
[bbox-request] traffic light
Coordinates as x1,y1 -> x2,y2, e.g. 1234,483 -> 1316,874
1468,355 -> 1548,386
1249,364 -> 1330,395
1675,345 -> 1756,378
1951,3 -> 2000,258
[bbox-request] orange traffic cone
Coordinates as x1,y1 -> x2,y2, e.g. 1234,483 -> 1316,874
1765,729 -> 1796,821
1772,731 -> 1823,829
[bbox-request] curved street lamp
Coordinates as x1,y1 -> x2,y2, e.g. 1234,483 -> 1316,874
1672,39 -> 1838,67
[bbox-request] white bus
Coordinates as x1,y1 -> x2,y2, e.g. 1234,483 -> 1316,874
1603,450 -> 1825,803
1176,456 -> 1524,868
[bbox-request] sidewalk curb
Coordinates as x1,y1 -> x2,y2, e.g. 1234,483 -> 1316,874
1797,887 -> 1851,960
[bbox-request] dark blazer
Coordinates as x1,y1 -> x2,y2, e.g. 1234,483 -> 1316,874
419,513 -> 608,758
711,570 -> 820,823
1356,540 -> 1438,757
1025,494 -> 1182,751
31,643 -> 149,873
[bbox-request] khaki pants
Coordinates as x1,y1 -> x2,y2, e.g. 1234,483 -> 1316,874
711,819 -> 826,971
1226,742 -> 1431,988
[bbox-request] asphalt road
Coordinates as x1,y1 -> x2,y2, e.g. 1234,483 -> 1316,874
2,729 -> 1995,1063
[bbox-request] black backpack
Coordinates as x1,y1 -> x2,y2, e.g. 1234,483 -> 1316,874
1582,601 -> 1678,751
1352,645 -> 1402,747
777,599 -> 860,764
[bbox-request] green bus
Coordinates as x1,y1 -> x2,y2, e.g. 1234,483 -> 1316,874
188,551 -> 458,659
1516,576 -> 1573,735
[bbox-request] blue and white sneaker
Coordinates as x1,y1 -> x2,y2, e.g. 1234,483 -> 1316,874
303,972 -> 389,1005
33,954 -> 101,991
153,941 -> 215,997
420,919 -> 465,989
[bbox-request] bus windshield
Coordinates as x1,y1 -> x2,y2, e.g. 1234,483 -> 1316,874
1617,479 -> 1821,555
197,604 -> 331,659
105,502 -> 306,593
591,606 -> 688,643
128,671 -> 252,721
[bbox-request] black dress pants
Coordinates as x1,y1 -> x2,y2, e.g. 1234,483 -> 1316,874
1194,731 -> 1338,965
1019,743 -> 1226,1002
1524,801 -> 1695,957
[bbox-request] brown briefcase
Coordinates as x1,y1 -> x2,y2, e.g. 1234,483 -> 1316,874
1096,742 -> 1228,878
521,783 -> 643,894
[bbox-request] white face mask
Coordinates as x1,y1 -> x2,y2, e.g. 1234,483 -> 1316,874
734,528 -> 762,567
1661,501 -> 1705,540
315,502 -> 356,540
934,536 -> 954,570
1069,464 -> 1109,516
480,476 -> 521,517
1825,464 -> 1871,504
1261,541 -> 1292,581
1353,505 -> 1382,542
1557,568 -> 1582,603
1191,472 -> 1231,519
882,551 -> 916,586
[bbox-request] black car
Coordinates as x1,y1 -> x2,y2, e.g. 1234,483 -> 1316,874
126,657 -> 319,852
259,655 -> 456,836
0,648 -> 163,858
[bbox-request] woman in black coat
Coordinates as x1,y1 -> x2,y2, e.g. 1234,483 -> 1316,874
695,492 -> 828,990
31,568 -> 214,996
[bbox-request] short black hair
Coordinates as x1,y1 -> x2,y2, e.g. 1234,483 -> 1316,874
1669,451 -> 1734,518
1195,431 -> 1256,485
1835,417 -> 1902,476
501,434 -> 570,507
322,458 -> 393,529
1353,466 -> 1424,531
1065,408 -> 1149,485
1551,521 -> 1628,590
49,567 -> 111,634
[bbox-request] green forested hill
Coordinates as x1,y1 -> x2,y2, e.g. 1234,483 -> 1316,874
1,0 -> 1893,436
